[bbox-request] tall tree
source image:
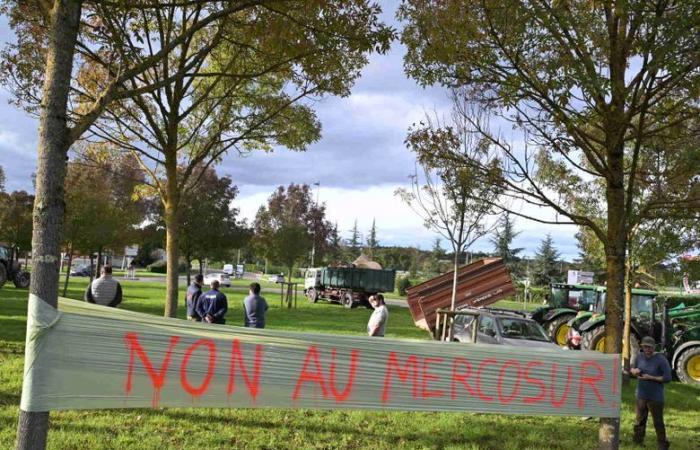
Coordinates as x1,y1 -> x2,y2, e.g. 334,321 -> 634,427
0,165 -> 5,192
254,184 -> 323,306
396,104 -> 499,317
533,234 -> 561,286
177,166 -> 241,285
490,213 -> 523,276
83,4 -> 391,318
399,2 -> 699,444
347,219 -> 362,259
366,219 -> 379,258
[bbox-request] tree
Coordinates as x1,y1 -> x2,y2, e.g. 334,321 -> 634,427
347,219 -> 362,259
0,165 -> 5,192
366,219 -> 379,258
399,2 -> 699,444
490,213 -> 523,276
396,104 -> 499,318
177,166 -> 241,285
533,234 -> 561,286
82,3 -> 390,318
0,190 -> 34,257
253,184 -> 332,304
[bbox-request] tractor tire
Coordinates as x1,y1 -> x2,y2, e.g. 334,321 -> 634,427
581,325 -> 607,352
307,288 -> 318,303
13,271 -> 30,289
0,264 -> 7,288
546,314 -> 576,346
675,346 -> 700,385
342,291 -> 354,309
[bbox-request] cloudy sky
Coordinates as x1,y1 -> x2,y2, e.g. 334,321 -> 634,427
0,1 -> 580,259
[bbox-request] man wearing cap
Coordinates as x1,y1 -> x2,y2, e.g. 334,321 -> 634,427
630,336 -> 672,449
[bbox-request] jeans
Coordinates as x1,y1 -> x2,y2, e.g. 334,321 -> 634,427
634,398 -> 669,449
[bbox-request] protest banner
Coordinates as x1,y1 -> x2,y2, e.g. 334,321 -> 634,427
20,296 -> 621,417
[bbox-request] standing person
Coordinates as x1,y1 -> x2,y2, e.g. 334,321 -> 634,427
243,282 -> 268,328
630,336 -> 672,449
196,279 -> 228,324
186,274 -> 204,321
84,265 -> 122,307
367,294 -> 388,337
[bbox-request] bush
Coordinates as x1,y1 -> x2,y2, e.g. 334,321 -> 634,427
396,276 -> 412,296
147,260 -> 188,274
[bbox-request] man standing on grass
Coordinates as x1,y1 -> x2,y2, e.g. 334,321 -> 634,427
196,279 -> 228,324
186,274 -> 204,321
84,265 -> 122,307
630,336 -> 672,449
367,294 -> 388,337
243,282 -> 268,328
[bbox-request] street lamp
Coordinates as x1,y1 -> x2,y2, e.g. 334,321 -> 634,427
311,181 -> 320,267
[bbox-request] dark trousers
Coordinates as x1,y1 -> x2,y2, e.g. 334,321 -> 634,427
634,398 -> 669,449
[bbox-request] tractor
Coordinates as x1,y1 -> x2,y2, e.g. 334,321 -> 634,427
529,283 -> 600,346
570,288 -> 700,384
0,244 -> 30,289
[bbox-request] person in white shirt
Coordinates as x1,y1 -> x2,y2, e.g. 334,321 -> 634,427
367,294 -> 388,337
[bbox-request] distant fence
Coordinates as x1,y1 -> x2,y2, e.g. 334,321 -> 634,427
21,296 -> 620,417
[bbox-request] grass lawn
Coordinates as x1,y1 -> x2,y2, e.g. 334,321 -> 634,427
1,283 -> 698,449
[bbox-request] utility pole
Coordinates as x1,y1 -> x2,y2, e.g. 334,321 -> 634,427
310,181 -> 320,267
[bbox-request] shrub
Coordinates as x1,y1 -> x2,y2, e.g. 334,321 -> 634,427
396,276 -> 412,296
147,260 -> 188,274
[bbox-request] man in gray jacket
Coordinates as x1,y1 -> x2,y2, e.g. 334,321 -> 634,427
243,282 -> 268,328
84,265 -> 122,307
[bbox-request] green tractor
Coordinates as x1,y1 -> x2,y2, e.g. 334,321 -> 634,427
573,289 -> 700,384
529,283 -> 600,346
0,244 -> 30,289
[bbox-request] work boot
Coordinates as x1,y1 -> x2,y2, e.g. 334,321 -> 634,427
658,440 -> 670,450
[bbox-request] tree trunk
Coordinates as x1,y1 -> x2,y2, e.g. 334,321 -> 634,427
622,259 -> 633,383
89,253 -> 94,283
186,255 -> 191,286
96,245 -> 103,276
163,161 -> 180,318
62,248 -> 73,297
287,265 -> 294,308
16,1 -> 83,449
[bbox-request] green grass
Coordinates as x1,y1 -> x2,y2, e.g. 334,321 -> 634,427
1,283 -> 698,449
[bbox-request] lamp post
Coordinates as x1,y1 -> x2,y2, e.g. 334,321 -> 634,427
311,181 -> 320,267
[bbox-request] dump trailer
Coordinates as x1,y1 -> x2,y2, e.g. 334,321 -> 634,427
304,266 -> 396,308
406,258 -> 516,333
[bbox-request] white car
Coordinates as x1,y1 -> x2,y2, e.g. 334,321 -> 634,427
204,272 -> 231,287
268,274 -> 285,283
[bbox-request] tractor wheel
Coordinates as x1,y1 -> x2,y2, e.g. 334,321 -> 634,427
546,314 -> 575,346
342,291 -> 354,309
13,271 -> 30,289
0,264 -> 7,289
307,288 -> 318,303
581,325 -> 607,352
676,346 -> 700,385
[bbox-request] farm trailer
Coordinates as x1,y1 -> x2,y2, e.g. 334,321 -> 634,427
304,266 -> 396,308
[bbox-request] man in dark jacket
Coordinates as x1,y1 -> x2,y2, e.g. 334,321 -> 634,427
243,282 -> 268,328
630,336 -> 672,449
186,274 -> 204,321
196,280 -> 228,324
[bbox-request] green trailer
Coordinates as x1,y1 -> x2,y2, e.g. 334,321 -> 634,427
304,267 -> 396,308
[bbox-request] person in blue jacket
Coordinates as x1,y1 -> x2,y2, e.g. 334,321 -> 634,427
630,336 -> 672,449
196,280 -> 228,324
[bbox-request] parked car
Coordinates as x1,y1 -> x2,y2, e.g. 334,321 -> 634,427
204,272 -> 231,287
70,265 -> 93,277
268,273 -> 285,284
452,307 -> 559,349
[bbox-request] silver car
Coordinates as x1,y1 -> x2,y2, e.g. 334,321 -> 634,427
453,309 -> 559,349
